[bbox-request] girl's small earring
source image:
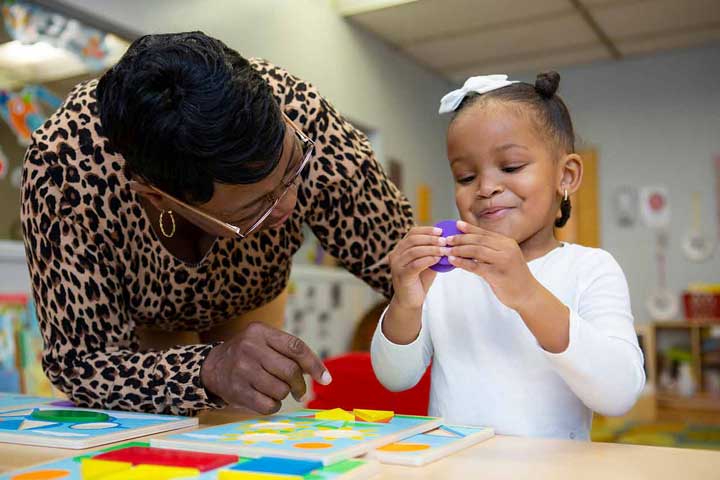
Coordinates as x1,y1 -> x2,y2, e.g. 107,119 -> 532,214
564,189 -> 568,202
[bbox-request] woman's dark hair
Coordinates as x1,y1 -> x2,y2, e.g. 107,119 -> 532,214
453,71 -> 574,227
97,31 -> 285,204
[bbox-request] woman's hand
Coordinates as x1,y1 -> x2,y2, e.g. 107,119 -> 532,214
201,322 -> 331,414
389,226 -> 446,310
447,221 -> 540,311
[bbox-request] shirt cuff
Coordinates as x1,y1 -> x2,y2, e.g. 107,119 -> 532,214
370,306 -> 429,391
178,343 -> 228,413
372,306 -> 425,367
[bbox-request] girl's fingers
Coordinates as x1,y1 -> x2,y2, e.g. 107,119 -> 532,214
403,234 -> 447,248
394,246 -> 449,268
403,256 -> 442,276
446,233 -> 502,251
409,226 -> 443,236
449,255 -> 489,275
392,230 -> 446,260
449,244 -> 497,263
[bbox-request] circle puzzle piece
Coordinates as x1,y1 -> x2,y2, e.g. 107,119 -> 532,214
430,220 -> 460,273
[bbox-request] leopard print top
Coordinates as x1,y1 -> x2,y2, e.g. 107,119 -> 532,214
21,59 -> 413,415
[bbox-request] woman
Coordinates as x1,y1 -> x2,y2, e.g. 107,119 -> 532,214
21,32 -> 413,415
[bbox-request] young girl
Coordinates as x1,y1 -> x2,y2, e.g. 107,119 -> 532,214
371,72 -> 645,440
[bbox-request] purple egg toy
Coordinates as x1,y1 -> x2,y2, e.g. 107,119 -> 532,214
430,219 -> 461,273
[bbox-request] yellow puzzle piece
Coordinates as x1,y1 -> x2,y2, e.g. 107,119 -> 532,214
353,409 -> 394,423
314,408 -> 355,421
81,458 -> 132,479
98,464 -> 200,480
218,470 -> 304,480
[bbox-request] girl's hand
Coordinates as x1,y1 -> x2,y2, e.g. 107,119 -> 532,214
447,221 -> 540,311
389,226 -> 446,310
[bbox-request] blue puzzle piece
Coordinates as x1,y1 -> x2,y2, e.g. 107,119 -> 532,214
0,419 -> 23,430
231,456 -> 323,475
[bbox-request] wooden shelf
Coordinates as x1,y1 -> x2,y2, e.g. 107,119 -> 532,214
650,320 -> 720,419
656,392 -> 720,412
654,319 -> 720,328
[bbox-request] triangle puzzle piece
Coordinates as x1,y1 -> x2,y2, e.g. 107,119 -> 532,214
424,427 -> 460,438
0,409 -> 34,417
19,419 -> 57,430
314,408 -> 355,422
230,457 -> 322,476
353,409 -> 394,423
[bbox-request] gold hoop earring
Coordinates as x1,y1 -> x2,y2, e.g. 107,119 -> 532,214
159,210 -> 176,238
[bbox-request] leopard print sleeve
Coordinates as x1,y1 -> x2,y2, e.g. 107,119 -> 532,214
22,131 -> 224,415
251,59 -> 415,298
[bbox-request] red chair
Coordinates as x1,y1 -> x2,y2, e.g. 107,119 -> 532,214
307,352 -> 431,415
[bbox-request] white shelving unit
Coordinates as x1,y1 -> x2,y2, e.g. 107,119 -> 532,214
285,263 -> 384,359
0,240 -> 29,294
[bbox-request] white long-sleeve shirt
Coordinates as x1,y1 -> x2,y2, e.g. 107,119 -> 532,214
371,243 -> 645,441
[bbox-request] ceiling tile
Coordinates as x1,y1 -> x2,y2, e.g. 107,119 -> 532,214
336,0 -> 420,16
579,0 -> 650,6
591,0 -> 720,39
405,13 -> 598,71
346,0 -> 572,45
617,24 -> 720,56
446,44 -> 611,80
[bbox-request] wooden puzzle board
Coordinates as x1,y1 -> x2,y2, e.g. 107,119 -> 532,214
0,404 -> 197,449
0,442 -> 380,480
152,409 -> 442,465
369,424 -> 494,466
0,392 -> 59,409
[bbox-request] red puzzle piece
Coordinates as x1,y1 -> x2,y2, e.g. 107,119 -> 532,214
95,446 -> 238,472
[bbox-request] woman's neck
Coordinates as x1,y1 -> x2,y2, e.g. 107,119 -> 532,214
140,197 -> 217,264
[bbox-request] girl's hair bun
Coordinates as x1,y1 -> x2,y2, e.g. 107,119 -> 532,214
535,71 -> 560,99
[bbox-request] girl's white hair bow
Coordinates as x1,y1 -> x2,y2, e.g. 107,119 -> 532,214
438,74 -> 519,114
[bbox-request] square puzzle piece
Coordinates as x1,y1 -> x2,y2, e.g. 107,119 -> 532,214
230,457 -> 322,475
95,445 -> 237,471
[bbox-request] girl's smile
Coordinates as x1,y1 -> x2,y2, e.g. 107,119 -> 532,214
448,104 -> 561,254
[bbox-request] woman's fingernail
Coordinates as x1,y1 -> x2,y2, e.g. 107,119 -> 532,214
320,371 -> 333,385
448,256 -> 457,262
438,237 -> 447,246
433,227 -> 442,235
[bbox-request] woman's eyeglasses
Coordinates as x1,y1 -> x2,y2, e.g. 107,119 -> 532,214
148,113 -> 315,238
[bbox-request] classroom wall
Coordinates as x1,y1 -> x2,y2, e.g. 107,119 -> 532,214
11,3 -> 719,324
516,42 -> 720,324
50,0 -> 456,221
